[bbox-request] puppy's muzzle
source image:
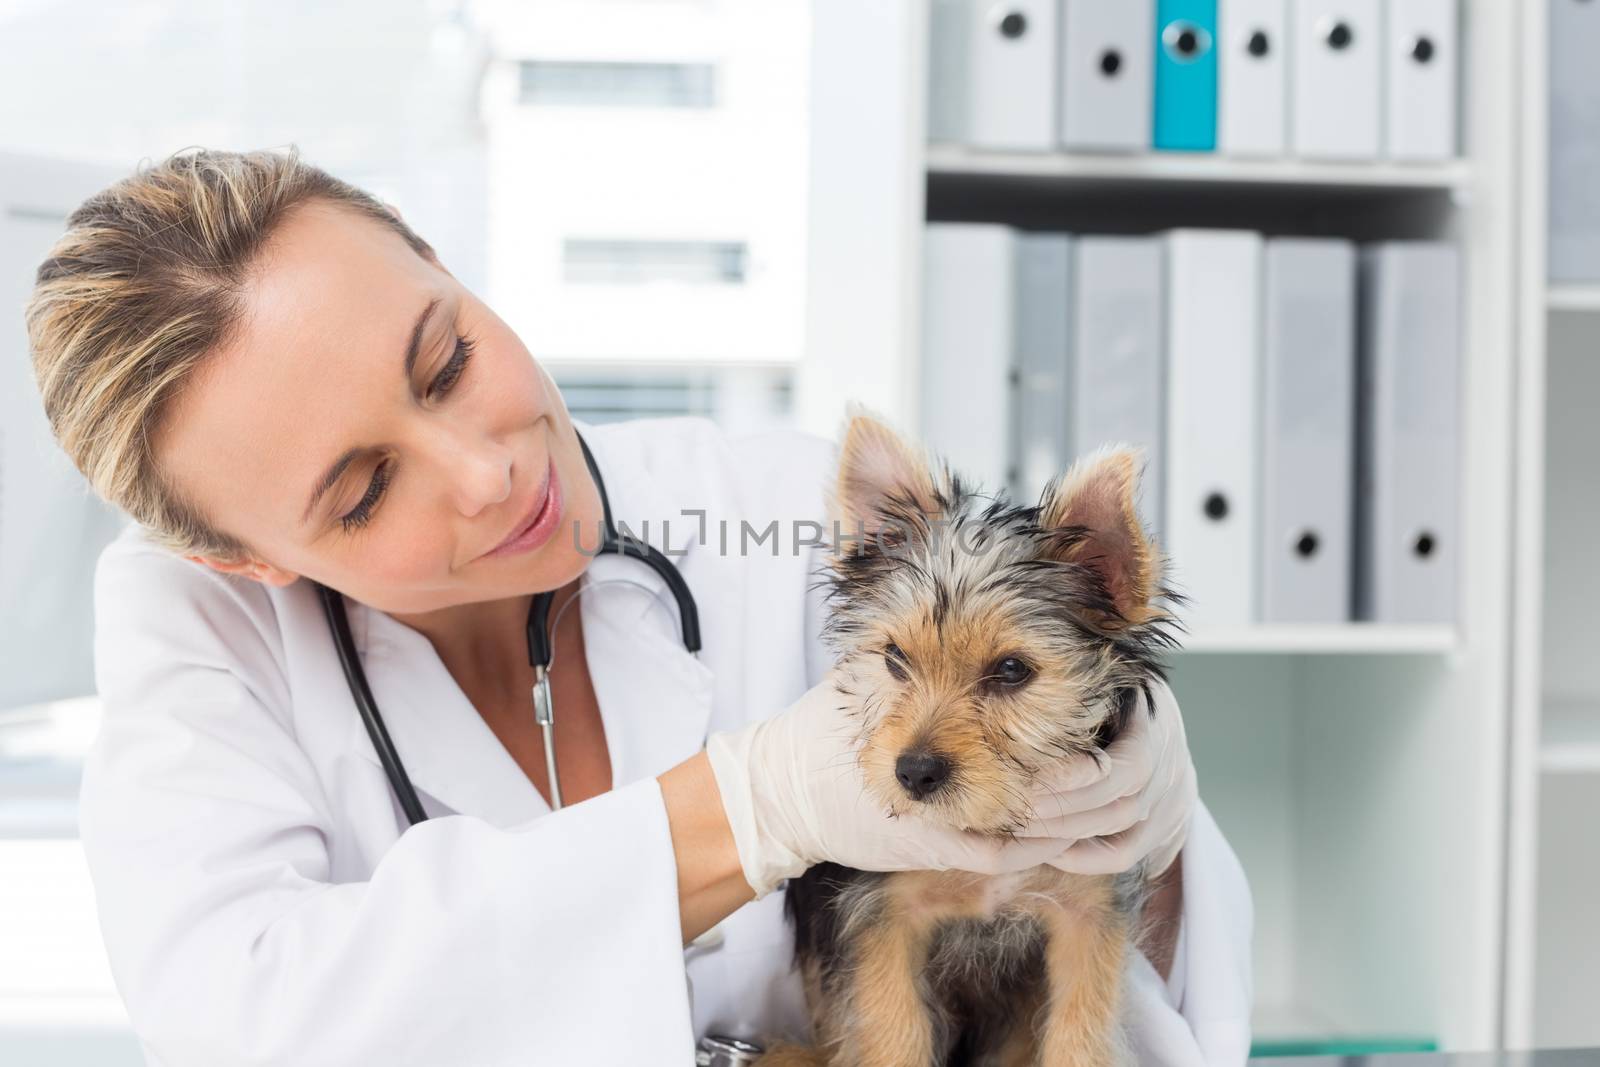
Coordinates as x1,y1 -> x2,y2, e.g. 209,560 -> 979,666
895,749 -> 952,801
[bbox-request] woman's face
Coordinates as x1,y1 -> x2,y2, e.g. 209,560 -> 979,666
157,198 -> 604,615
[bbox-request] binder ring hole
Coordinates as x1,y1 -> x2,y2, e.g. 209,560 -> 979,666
1203,492 -> 1229,521
1294,531 -> 1320,559
1247,30 -> 1271,57
1323,19 -> 1354,50
1162,20 -> 1213,62
1410,35 -> 1436,63
1414,531 -> 1437,559
997,10 -> 1028,39
1099,49 -> 1123,76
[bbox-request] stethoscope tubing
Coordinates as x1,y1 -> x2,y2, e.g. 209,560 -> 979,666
318,580 -> 430,826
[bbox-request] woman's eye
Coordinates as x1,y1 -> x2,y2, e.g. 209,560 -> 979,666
339,459 -> 393,533
426,334 -> 477,400
986,656 -> 1034,688
883,642 -> 910,680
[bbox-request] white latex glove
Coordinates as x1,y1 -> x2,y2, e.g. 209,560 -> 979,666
706,666 -> 1090,898
1021,676 -> 1198,878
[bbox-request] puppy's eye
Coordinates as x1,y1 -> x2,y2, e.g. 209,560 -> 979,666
985,656 -> 1034,688
883,642 -> 910,681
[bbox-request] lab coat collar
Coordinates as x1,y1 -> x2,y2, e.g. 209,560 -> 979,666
340,419 -> 715,828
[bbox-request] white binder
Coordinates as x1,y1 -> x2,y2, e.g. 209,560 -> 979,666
1291,0 -> 1382,159
1219,0 -> 1288,156
1548,0 -> 1600,281
1059,0 -> 1155,151
1355,242 -> 1461,624
1013,233 -> 1073,504
958,0 -> 1060,150
1260,238 -> 1356,623
1072,236 -> 1166,539
1164,230 -> 1263,627
927,0 -> 973,143
1385,0 -> 1457,160
921,224 -> 1017,497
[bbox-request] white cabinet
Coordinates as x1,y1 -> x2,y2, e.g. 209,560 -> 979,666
1506,3 -> 1600,1042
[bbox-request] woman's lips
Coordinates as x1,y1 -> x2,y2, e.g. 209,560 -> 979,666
483,458 -> 562,560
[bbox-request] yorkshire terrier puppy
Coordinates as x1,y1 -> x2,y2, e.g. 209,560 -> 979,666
760,412 -> 1183,1067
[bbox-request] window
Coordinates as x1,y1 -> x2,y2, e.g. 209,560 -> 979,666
553,364 -> 792,434
562,238 -> 747,284
518,60 -> 717,108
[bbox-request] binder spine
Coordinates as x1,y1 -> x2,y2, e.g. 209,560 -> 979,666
1260,238 -> 1357,623
1154,0 -> 1221,152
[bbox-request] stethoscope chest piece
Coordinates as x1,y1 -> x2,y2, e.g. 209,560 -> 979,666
530,666 -> 561,810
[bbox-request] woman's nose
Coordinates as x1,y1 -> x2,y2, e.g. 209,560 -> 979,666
426,423 -> 513,517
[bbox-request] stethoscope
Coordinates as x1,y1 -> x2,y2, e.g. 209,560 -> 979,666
314,427 -> 701,826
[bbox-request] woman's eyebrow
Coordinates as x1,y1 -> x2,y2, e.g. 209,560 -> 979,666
298,295 -> 443,526
401,295 -> 443,378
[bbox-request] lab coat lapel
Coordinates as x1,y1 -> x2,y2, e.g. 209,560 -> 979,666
339,422 -> 715,824
347,602 -> 549,828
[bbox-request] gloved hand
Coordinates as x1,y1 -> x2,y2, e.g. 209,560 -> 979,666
1021,676 -> 1198,878
705,665 -> 1090,898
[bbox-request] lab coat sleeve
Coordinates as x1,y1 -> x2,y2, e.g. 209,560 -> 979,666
1173,797 -> 1255,1064
712,417 -> 839,693
740,424 -> 840,692
799,445 -> 840,692
79,538 -> 696,1067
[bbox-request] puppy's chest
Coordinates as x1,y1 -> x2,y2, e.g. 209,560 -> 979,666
872,867 -> 1125,988
785,862 -> 1134,986
893,866 -> 1111,925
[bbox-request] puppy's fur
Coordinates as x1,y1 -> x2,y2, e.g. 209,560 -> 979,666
758,411 -> 1183,1067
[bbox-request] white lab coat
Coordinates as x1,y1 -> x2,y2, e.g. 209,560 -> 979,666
79,414 -> 1253,1067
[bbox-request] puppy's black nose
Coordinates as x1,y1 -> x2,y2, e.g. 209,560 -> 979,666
895,751 -> 952,800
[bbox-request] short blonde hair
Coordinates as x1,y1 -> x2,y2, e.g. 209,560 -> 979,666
25,144 -> 437,562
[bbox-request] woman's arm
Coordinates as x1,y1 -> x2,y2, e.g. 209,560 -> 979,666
84,546 -> 702,1066
658,749 -> 755,944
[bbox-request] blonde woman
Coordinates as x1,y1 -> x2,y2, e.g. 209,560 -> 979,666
26,147 -> 1250,1066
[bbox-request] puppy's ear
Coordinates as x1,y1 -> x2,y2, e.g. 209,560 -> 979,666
1040,444 -> 1161,630
827,405 -> 943,540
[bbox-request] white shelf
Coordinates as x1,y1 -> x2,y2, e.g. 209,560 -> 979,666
1251,1001 -> 1437,1056
1546,285 -> 1600,312
1178,623 -> 1457,655
1541,699 -> 1600,774
925,145 -> 1473,191
1252,1002 -> 1347,1047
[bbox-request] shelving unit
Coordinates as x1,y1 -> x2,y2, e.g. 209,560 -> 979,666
1539,699 -> 1600,775
926,145 -> 1474,192
1180,624 -> 1458,657
800,0 -> 1521,1055
1249,1001 -> 1437,1058
1506,1 -> 1600,1045
1545,285 -> 1600,312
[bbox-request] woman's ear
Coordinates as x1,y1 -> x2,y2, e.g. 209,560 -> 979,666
185,555 -> 300,588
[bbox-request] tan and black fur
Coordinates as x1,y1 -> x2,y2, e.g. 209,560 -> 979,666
759,411 -> 1184,1067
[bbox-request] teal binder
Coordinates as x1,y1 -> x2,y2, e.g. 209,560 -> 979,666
1154,0 -> 1218,151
